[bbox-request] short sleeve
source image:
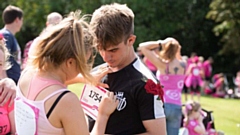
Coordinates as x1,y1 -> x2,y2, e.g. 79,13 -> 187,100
136,84 -> 165,121
3,33 -> 16,53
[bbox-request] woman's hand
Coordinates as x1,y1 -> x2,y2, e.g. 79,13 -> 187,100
0,78 -> 16,106
91,91 -> 118,135
91,65 -> 112,88
98,91 -> 118,117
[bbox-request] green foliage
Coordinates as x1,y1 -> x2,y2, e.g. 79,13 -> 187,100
206,0 -> 240,73
0,0 -> 102,49
0,0 -> 238,74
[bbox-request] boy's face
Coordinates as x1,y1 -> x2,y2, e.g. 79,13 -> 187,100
15,17 -> 23,32
98,35 -> 136,71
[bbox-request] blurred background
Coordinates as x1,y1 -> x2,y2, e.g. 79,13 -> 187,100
1,0 -> 240,83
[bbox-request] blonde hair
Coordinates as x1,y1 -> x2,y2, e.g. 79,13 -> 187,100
184,100 -> 201,126
159,41 -> 180,62
0,35 -> 11,70
31,11 -> 95,83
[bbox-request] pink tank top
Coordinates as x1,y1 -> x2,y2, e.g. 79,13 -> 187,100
0,99 -> 14,135
185,119 -> 201,135
156,63 -> 186,105
15,75 -> 67,135
158,74 -> 185,105
145,59 -> 157,71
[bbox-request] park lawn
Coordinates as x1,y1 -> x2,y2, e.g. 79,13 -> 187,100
68,83 -> 85,97
191,95 -> 240,135
68,83 -> 240,135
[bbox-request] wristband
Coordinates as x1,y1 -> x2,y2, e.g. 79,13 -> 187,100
158,40 -> 163,50
158,40 -> 163,45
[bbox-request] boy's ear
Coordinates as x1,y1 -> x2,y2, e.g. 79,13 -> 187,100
14,17 -> 19,23
128,34 -> 136,46
15,17 -> 22,23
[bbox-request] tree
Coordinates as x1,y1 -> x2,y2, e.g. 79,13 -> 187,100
207,0 -> 240,73
1,0 -> 227,73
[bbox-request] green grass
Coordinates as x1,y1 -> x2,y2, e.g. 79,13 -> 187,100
68,83 -> 84,97
182,96 -> 240,135
68,83 -> 240,135
185,95 -> 240,135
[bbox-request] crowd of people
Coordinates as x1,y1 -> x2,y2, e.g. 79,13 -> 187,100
0,3 -> 166,135
140,45 -> 240,100
0,2 -> 238,135
138,39 -> 229,135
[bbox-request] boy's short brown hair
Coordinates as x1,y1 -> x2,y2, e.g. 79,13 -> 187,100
90,3 -> 134,50
2,5 -> 23,24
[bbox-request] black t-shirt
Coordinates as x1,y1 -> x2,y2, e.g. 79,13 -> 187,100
89,58 -> 165,135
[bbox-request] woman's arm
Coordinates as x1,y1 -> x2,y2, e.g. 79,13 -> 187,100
59,93 -> 89,135
136,118 -> 167,135
59,91 -> 118,135
65,66 -> 111,88
0,78 -> 16,106
138,40 -> 165,70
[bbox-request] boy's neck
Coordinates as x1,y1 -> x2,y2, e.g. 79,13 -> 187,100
4,25 -> 17,35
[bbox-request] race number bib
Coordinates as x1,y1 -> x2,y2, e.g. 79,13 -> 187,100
80,84 -> 108,120
15,99 -> 39,135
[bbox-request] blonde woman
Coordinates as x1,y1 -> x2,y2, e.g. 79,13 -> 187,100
0,33 -> 16,135
139,38 -> 186,135
14,11 -> 118,135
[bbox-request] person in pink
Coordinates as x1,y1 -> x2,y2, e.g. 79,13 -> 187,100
234,71 -> 240,92
211,73 -> 226,98
183,100 -> 206,135
184,101 -> 225,135
0,98 -> 14,135
0,33 -> 16,135
185,56 -> 204,102
14,11 -> 118,135
139,37 -> 186,135
22,40 -> 33,69
184,52 -> 197,101
197,56 -> 205,76
187,52 -> 197,70
202,57 -> 214,91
